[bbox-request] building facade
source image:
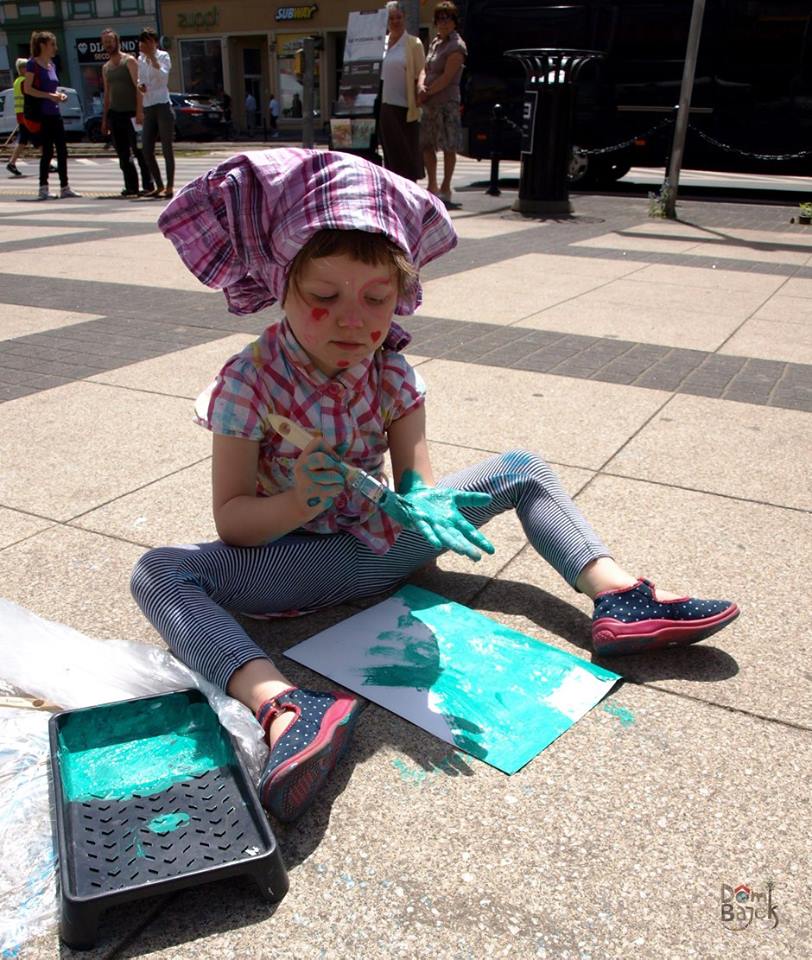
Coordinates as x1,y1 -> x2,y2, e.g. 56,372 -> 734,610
160,1 -> 430,133
2,1 -> 434,126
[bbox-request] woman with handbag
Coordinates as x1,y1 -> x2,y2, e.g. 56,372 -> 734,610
23,31 -> 80,200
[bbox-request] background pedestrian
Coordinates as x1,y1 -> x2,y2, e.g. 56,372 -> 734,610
379,1 -> 426,181
418,2 -> 467,204
100,29 -> 153,197
137,27 -> 174,198
24,31 -> 80,200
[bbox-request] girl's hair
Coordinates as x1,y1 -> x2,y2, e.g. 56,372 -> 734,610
30,31 -> 57,58
433,1 -> 459,25
286,229 -> 417,301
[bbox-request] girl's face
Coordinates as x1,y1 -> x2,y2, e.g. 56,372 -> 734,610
283,253 -> 397,376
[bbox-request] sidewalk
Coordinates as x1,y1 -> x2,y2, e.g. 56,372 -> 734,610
0,159 -> 810,959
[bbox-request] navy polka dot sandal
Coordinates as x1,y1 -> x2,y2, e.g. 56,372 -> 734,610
257,688 -> 365,822
592,578 -> 739,656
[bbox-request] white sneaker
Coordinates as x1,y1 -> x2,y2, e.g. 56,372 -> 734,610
38,186 -> 52,200
60,186 -> 81,199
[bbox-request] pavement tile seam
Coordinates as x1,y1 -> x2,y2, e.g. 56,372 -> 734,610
632,679 -> 812,734
600,469 -> 812,516
63,454 -> 214,526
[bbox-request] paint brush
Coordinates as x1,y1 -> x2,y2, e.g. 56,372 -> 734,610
266,414 -> 397,510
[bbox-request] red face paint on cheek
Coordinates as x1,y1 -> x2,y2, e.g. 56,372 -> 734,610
336,360 -> 350,368
370,330 -> 382,343
311,307 -> 329,322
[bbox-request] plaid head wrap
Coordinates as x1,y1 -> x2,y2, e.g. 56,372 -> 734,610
158,148 -> 458,323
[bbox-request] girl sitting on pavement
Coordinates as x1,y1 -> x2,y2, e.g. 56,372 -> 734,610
131,149 -> 739,824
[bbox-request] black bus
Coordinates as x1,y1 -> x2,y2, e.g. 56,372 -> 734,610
458,0 -> 812,185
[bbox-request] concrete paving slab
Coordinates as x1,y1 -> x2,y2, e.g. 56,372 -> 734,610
420,359 -> 667,470
0,381 -> 211,520
573,231 -> 701,254
0,248 -> 211,292
70,459 -> 215,547
0,506 -> 53,548
0,224 -> 103,244
683,242 -> 809,266
623,222 -> 727,240
48,233 -> 182,264
522,286 -> 748,351
722,226 -> 812,248
753,293 -> 812,323
627,262 -> 788,294
0,524 -> 153,643
447,212 -> 545,239
419,253 -> 647,325
482,473 -> 811,726
87,333 -> 255,398
605,394 -> 812,510
82,683 -> 809,960
720,312 -> 812,364
0,205 -> 163,223
782,276 -> 812,299
0,304 -> 105,342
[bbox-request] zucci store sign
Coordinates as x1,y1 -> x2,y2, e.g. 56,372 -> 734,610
177,6 -> 220,29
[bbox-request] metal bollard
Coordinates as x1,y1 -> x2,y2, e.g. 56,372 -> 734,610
486,103 -> 504,196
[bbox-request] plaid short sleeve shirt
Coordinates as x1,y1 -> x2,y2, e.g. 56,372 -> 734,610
195,318 -> 426,554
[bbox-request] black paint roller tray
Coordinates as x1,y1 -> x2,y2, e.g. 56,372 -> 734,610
49,688 -> 288,949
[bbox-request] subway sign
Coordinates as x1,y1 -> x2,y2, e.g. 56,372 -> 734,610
275,5 -> 318,21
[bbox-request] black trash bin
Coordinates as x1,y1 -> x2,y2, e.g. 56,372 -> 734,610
505,48 -> 604,215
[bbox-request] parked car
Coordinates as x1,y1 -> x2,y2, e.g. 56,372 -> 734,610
84,103 -> 105,143
0,86 -> 85,140
170,93 -> 229,140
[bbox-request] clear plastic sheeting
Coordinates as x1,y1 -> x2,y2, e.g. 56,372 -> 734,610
0,598 -> 269,954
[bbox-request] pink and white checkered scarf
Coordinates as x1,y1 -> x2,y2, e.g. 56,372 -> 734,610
158,148 -> 457,319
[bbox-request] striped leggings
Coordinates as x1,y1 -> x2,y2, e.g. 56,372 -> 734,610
130,451 -> 608,691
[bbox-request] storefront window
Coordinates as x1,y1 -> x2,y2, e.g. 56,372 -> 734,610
114,0 -> 144,14
67,1 -> 96,17
277,33 -> 321,118
180,39 -> 223,96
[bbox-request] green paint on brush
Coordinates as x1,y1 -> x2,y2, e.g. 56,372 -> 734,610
602,703 -> 635,727
57,695 -> 232,803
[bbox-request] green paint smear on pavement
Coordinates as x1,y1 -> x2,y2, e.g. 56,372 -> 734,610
602,703 -> 635,727
57,694 -> 232,803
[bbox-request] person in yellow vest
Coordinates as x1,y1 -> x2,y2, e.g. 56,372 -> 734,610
6,58 -> 37,177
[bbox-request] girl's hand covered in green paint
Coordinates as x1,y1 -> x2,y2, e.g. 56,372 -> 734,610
384,471 -> 495,561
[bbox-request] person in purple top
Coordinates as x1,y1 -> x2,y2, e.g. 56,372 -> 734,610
23,31 -> 80,200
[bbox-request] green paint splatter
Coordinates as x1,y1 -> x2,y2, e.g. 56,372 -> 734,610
391,758 -> 428,783
146,811 -> 191,834
602,703 -> 635,727
57,693 -> 232,802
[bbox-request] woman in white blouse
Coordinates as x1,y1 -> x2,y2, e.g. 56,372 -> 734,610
378,1 -> 426,181
137,27 -> 175,198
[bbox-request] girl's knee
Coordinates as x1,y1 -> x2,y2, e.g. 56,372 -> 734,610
501,449 -> 551,473
130,546 -> 183,602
